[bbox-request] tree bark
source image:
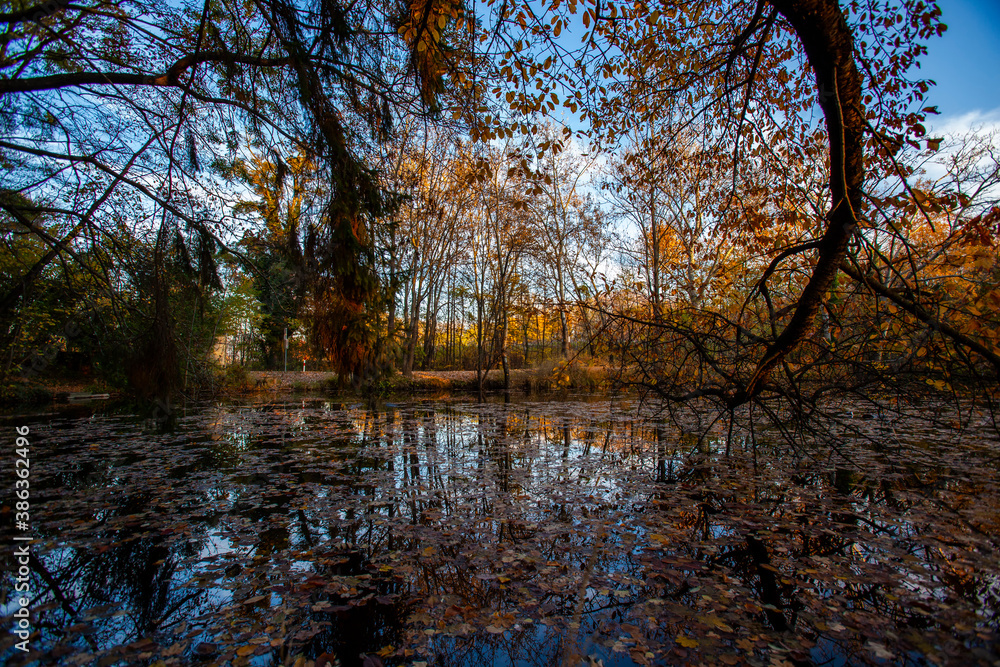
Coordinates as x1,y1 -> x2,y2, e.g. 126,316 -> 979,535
734,0 -> 866,405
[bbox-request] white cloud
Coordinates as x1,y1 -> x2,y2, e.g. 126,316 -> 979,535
911,107 -> 1000,187
928,106 -> 1000,138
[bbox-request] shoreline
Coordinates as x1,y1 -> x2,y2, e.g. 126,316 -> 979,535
244,368 -> 542,393
2,365 -> 609,407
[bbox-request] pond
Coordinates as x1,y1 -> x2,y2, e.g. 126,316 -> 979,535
1,394 -> 998,666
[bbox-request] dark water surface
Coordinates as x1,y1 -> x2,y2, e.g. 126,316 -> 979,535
1,394 -> 998,666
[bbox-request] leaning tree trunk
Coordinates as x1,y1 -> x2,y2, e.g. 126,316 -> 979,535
733,0 -> 865,406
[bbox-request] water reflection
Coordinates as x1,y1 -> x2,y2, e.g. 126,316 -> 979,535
1,396 -> 997,665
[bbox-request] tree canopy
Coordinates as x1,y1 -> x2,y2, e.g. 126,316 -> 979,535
2,0 -> 997,415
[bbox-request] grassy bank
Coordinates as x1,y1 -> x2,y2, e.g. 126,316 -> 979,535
241,361 -> 610,395
1,361 -> 610,408
2,377 -> 117,406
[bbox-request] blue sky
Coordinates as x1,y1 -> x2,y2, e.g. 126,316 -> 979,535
918,0 -> 1000,125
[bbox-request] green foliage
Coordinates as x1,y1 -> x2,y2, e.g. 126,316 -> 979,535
0,0 -> 475,398
0,380 -> 52,405
219,364 -> 252,392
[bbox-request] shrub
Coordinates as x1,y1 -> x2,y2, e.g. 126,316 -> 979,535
529,359 -> 607,393
220,365 -> 252,392
1,381 -> 53,405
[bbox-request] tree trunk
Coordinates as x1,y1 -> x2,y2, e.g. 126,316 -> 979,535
559,309 -> 569,358
556,264 -> 570,358
734,0 -> 866,405
387,228 -> 398,355
650,184 -> 661,321
421,285 -> 440,370
523,317 -> 530,367
475,294 -> 484,392
403,312 -> 418,377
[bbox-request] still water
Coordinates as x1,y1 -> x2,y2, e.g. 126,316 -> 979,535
1,395 -> 998,666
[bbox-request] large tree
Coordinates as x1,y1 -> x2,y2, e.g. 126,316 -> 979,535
478,0 -> 980,406
0,0 -> 475,390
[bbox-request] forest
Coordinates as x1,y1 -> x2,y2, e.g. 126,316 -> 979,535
1,0 -> 999,665
2,0 -> 996,405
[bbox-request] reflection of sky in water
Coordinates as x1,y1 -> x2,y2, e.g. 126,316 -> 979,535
198,528 -> 238,560
3,396 -> 997,665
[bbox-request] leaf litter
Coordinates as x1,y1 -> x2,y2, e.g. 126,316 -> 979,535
1,396 -> 997,666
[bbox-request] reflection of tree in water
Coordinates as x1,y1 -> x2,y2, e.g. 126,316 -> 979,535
295,548 -> 411,665
632,430 -> 1000,662
429,625 -> 568,667
29,491 -> 205,656
13,398 -> 999,665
